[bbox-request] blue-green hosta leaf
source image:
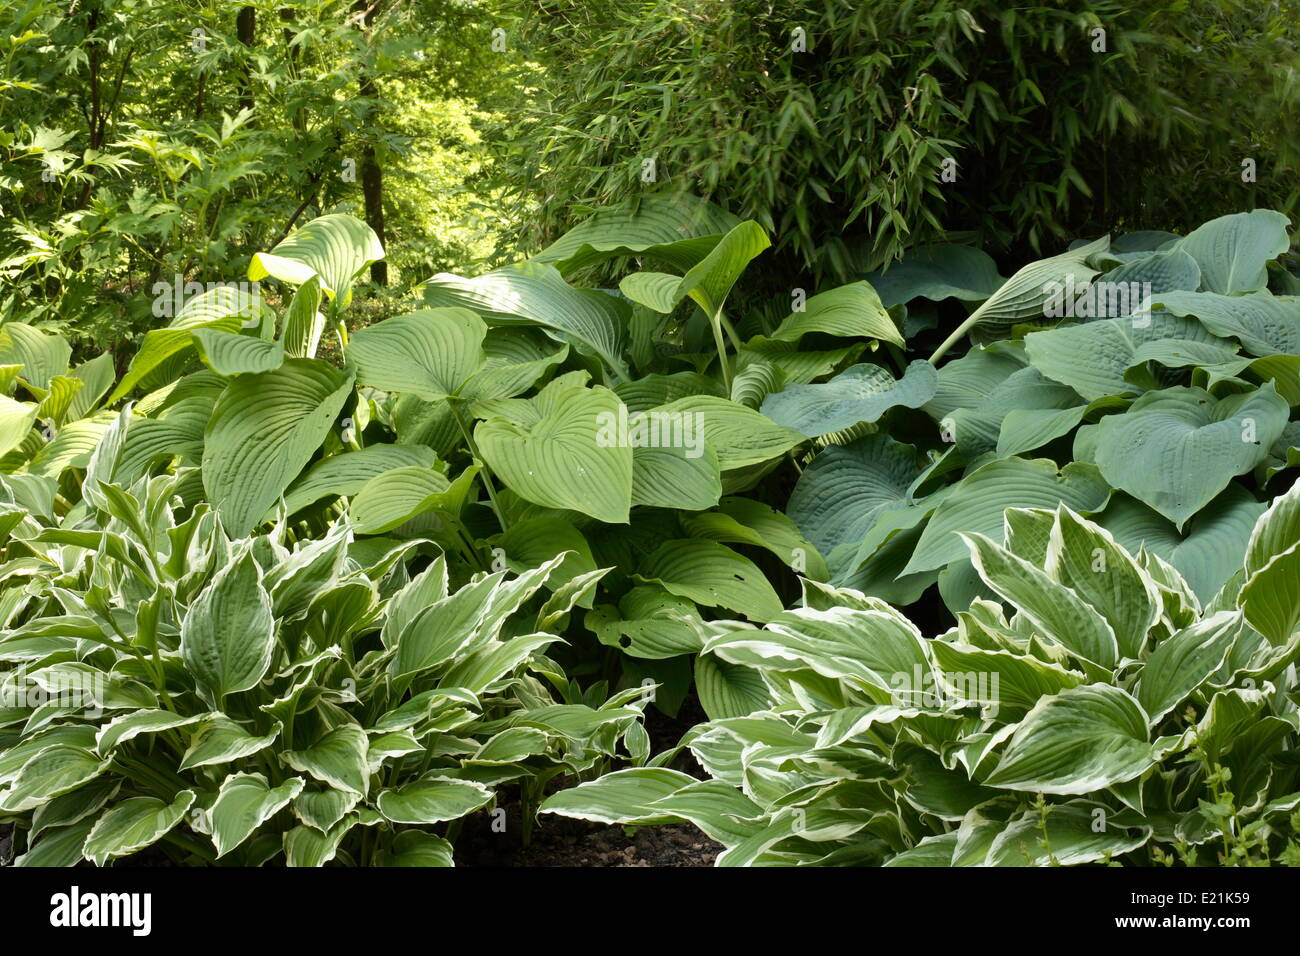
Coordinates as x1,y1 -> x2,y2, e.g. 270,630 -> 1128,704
539,767 -> 696,825
249,213 -> 384,308
769,281 -> 903,346
924,343 -> 1025,420
278,443 -> 437,517
649,395 -> 804,469
209,773 -> 305,858
863,244 -> 1004,307
1046,508 -> 1161,659
983,684 -> 1156,793
1024,310 -> 1224,401
202,359 -> 355,534
1092,384 -> 1287,528
1172,209 -> 1290,294
0,745 -> 111,812
995,406 -> 1087,458
695,653 -> 771,719
787,434 -> 922,559
1136,611 -> 1242,721
1102,247 -> 1201,295
1097,487 -> 1263,603
1240,479 -> 1300,645
83,790 -> 195,866
761,361 -> 936,438
0,323 -> 70,391
635,539 -> 783,622
683,496 -> 828,580
985,801 -> 1152,866
1154,290 -> 1300,357
191,329 -> 284,376
476,385 -> 632,523
424,262 -> 629,378
964,532 -> 1119,670
945,365 -> 1081,457
347,308 -> 487,401
179,716 -> 280,770
283,724 -> 370,795
905,459 -> 1112,574
533,194 -> 740,276
376,775 -> 493,824
180,549 -> 275,705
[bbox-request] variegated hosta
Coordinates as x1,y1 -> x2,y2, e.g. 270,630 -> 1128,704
540,489 -> 1300,866
0,452 -> 643,866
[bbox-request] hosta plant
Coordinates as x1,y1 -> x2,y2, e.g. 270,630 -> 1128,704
540,487 -> 1300,866
0,426 -> 643,866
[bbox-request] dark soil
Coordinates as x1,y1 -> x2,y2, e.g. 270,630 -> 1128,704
458,813 -> 720,867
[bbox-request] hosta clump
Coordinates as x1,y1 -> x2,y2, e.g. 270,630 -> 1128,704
541,487 -> 1300,866
0,433 -> 642,866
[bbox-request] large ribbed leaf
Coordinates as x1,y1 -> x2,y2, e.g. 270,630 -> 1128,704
348,465 -> 469,534
279,443 -> 437,517
423,262 -> 629,378
587,586 -> 705,659
983,685 -> 1155,793
1136,612 -> 1241,721
476,385 -> 632,523
1097,488 -> 1263,603
905,459 -> 1111,574
636,539 -> 783,622
650,395 -> 804,469
1172,209 -> 1290,294
192,329 -> 284,376
284,724 -> 370,795
533,195 -> 739,276
761,361 -> 936,438
695,654 -> 770,719
631,443 -> 722,510
0,396 -> 38,457
787,435 -> 923,559
180,549 -> 275,705
1092,385 -> 1287,528
769,281 -> 903,346
942,365 -> 1079,456
683,496 -> 828,580
1154,290 -> 1300,357
1101,247 -> 1201,295
864,244 -> 1004,307
376,776 -> 493,824
0,323 -> 70,391
282,276 -> 325,358
347,308 -> 487,401
1240,479 -> 1300,645
202,359 -> 354,534
248,213 -> 384,308
210,774 -> 305,858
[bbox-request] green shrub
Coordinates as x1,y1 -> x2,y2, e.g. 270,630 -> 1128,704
540,494 -> 1300,866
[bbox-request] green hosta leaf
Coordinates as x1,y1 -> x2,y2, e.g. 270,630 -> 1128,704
925,344 -> 1024,420
1154,290 -> 1300,357
533,195 -> 739,275
476,385 -> 632,523
1092,384 -> 1287,528
1240,479 -> 1300,644
191,329 -> 284,376
587,586 -> 705,659
461,329 -> 568,403
202,359 -> 355,535
84,790 -> 196,866
424,262 -> 629,378
375,830 -> 455,867
931,640 -> 1083,719
631,442 -> 722,511
636,539 -> 783,622
761,361 -> 937,438
0,323 -> 70,392
209,773 -> 305,857
1024,311 -> 1222,401
349,465 -> 457,534
180,549 -> 275,705
293,788 -> 360,832
1136,612 -> 1242,721
787,435 -> 922,559
283,820 -> 352,867
695,653 -> 770,719
0,395 -> 39,457
347,308 -> 487,401
651,395 -> 804,469
539,768 -> 696,825
985,801 -> 1151,866
180,716 -> 280,770
376,775 -> 493,824
283,724 -> 370,795
729,356 -> 786,409
683,496 -> 827,579
25,410 -> 116,477
946,365 -> 1081,457
671,220 -> 770,320
249,213 -> 384,308
1172,209 -> 1290,294
115,397 -> 212,482
863,243 -> 1004,307
96,710 -> 203,756
905,459 -> 1111,574
0,745 -> 110,812
14,819 -> 96,867
983,685 -> 1155,793
279,443 -> 437,517
964,532 -> 1119,670
769,281 -> 903,346
282,276 -> 325,359
995,406 -> 1087,458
